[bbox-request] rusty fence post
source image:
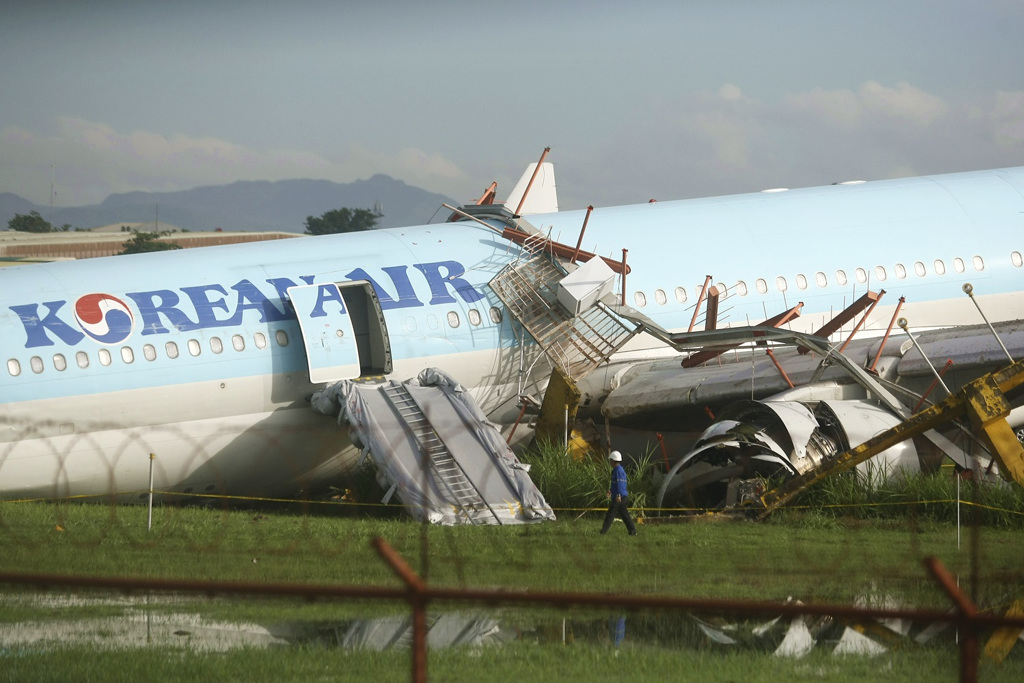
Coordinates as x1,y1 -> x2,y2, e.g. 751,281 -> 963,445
373,537 -> 428,683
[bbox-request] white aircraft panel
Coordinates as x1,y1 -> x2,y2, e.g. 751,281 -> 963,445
287,283 -> 360,384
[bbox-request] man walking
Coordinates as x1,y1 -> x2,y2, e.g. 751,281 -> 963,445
600,451 -> 637,536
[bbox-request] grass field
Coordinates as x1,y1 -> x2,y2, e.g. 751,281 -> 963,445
1,498 -> 1023,681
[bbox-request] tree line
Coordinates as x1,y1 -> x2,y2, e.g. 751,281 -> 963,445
6,205 -> 382,255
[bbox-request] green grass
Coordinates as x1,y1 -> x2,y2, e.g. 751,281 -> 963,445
518,440 -> 657,515
0,501 -> 1021,607
789,467 -> 1024,527
2,635 -> 1020,683
2,423 -> 1023,682
2,481 -> 1024,681
518,441 -> 1024,530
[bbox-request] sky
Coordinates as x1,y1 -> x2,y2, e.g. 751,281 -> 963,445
2,0 -> 1022,212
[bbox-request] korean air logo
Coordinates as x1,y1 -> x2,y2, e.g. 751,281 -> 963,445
73,294 -> 135,345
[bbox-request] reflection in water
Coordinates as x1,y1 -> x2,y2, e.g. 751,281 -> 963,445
0,592 -> 1019,660
609,615 -> 626,648
287,613 -> 518,650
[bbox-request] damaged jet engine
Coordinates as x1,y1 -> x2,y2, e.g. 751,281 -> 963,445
654,395 -> 925,511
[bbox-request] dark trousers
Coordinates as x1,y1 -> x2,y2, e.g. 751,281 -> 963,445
601,496 -> 637,534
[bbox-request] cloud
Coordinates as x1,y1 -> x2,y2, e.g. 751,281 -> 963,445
0,118 -> 466,205
396,148 -> 464,180
3,81 -> 1021,212
991,90 -> 1024,145
559,81 -> 1024,209
784,81 -> 948,129
1,126 -> 37,146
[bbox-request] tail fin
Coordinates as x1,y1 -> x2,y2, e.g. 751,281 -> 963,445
503,162 -> 558,215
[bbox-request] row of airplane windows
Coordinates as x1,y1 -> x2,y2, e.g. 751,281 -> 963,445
630,253 -> 1022,308
7,330 -> 286,378
403,306 -> 503,332
5,306 -> 507,378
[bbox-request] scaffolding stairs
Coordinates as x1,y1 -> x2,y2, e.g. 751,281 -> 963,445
380,383 -> 498,525
489,252 -> 639,382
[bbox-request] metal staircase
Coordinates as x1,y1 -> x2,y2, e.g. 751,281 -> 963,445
380,383 -> 497,525
489,252 -> 639,381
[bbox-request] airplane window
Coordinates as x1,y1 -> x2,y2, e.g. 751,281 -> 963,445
7,359 -> 20,377
775,276 -> 788,292
405,316 -> 417,332
254,332 -> 268,349
188,339 -> 201,357
654,288 -> 667,305
232,335 -> 245,351
489,307 -> 503,323
468,309 -> 482,326
874,266 -> 887,281
855,268 -> 867,284
447,311 -> 461,328
895,263 -> 906,279
836,270 -> 848,286
736,281 -> 748,296
796,274 -> 807,290
1012,251 -> 1023,268
953,257 -> 965,273
121,347 -> 134,364
30,356 -> 44,374
634,291 -> 647,307
165,342 -> 179,359
815,272 -> 827,288
715,283 -> 727,298
934,259 -> 946,275
143,344 -> 157,361
972,255 -> 984,271
674,287 -> 687,303
76,351 -> 89,369
275,330 -> 289,346
756,279 -> 768,294
53,354 -> 67,371
427,314 -> 439,330
99,349 -> 112,366
914,262 -> 926,277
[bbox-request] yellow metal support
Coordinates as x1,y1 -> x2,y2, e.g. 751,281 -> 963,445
984,599 -> 1024,663
758,358 -> 1024,517
964,373 -> 1024,485
534,368 -> 581,447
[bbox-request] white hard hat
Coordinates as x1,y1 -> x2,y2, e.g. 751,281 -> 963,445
609,451 -> 622,462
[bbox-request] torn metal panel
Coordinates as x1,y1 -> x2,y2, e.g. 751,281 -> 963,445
816,400 -> 921,478
654,397 -> 922,511
774,616 -> 814,658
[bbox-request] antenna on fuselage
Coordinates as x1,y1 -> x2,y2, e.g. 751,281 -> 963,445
962,283 -> 1015,364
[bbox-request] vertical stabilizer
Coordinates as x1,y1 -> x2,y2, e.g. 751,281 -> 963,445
503,162 -> 558,215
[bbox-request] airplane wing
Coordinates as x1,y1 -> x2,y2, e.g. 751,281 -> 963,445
600,320 -> 1024,428
590,321 -> 1024,511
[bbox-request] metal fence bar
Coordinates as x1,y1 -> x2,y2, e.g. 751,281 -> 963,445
3,544 -> 1024,682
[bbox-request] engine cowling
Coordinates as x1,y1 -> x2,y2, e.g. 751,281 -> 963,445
654,398 -> 920,511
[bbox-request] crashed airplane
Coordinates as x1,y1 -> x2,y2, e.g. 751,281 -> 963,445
1,154 -> 1023,521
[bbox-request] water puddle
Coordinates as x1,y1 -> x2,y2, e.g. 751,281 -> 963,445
0,592 -> 1020,659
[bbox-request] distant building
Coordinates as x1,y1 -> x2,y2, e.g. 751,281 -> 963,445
0,226 -> 302,266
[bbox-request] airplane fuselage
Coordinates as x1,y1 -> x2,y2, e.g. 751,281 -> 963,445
2,166 -> 1023,500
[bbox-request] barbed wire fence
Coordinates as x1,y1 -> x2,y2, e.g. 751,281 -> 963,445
1,421 -> 1024,682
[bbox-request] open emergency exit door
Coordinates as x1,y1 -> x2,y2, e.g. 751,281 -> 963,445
288,281 -> 393,383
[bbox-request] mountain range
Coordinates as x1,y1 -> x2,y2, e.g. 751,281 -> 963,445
0,175 -> 458,233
